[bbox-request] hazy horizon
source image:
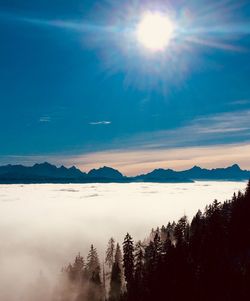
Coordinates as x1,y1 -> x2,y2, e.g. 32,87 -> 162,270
2,143 -> 250,176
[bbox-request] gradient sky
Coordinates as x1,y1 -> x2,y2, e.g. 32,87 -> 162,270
0,0 -> 250,175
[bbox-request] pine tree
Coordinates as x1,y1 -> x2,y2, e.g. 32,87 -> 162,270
72,253 -> 85,282
174,215 -> 189,246
102,263 -> 107,301
106,238 -> 115,269
160,225 -> 167,241
109,244 -> 122,301
114,243 -> 122,269
123,233 -> 134,294
134,241 -> 144,295
86,245 -> 101,284
144,233 -> 162,274
85,245 -> 103,301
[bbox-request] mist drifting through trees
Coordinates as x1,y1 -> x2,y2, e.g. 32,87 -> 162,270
54,181 -> 250,301
1,183 -> 248,301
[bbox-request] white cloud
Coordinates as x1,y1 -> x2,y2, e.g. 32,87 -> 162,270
89,121 -> 111,125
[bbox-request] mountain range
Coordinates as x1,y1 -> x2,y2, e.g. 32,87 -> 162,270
0,162 -> 249,183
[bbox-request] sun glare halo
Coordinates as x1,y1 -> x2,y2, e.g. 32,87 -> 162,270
136,12 -> 175,51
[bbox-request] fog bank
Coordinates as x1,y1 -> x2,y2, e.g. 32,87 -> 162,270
0,182 -> 246,300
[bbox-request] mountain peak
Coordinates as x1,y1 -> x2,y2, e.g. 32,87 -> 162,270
88,166 -> 124,179
59,165 -> 68,170
228,164 -> 241,171
190,165 -> 202,171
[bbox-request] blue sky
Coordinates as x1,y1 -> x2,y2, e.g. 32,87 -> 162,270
0,0 -> 250,174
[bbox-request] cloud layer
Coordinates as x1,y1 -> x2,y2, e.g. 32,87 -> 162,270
0,182 -> 246,300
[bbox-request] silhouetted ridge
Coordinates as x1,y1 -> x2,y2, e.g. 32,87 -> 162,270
0,162 -> 86,183
88,166 -> 124,180
135,168 -> 193,183
227,163 -> 241,171
0,162 -> 249,183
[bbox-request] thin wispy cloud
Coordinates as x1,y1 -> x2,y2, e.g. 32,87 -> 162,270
39,116 -> 51,123
89,121 -> 111,125
193,110 -> 250,135
230,99 -> 250,106
100,109 -> 250,152
199,127 -> 249,134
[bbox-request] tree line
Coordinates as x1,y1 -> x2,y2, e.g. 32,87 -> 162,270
57,180 -> 250,301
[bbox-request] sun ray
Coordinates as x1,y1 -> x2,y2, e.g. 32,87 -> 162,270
186,36 -> 246,52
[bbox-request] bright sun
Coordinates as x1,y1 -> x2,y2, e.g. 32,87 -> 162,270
136,12 -> 175,51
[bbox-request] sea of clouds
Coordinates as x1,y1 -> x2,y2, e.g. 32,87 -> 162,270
0,181 -> 247,301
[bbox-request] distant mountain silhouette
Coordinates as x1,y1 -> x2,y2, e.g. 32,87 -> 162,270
134,168 -> 193,183
0,162 -> 86,183
178,164 -> 248,180
88,166 -> 124,180
137,164 -> 250,182
0,162 -> 249,183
